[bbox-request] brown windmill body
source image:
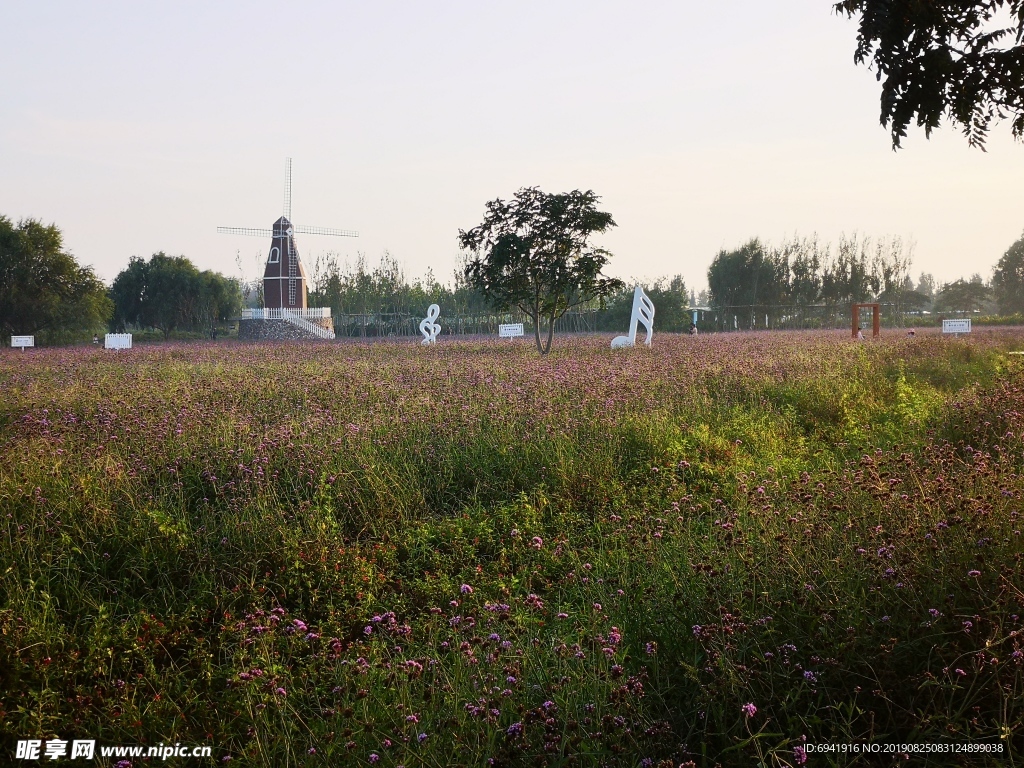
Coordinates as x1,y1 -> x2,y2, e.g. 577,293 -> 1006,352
262,217 -> 309,310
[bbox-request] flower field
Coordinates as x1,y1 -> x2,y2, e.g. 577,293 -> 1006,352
2,330 -> 1023,766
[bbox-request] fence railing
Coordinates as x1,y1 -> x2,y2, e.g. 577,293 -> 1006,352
694,303 -> 934,332
242,307 -> 332,320
325,310 -> 600,338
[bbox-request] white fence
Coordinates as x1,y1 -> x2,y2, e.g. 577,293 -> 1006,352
242,307 -> 331,320
498,323 -> 525,338
11,335 -> 34,350
105,333 -> 133,349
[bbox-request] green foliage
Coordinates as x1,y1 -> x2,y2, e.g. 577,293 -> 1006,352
110,253 -> 241,338
707,239 -> 789,309
993,231 -> 1024,315
308,251 -> 493,322
835,0 -> 1024,148
459,187 -> 624,353
706,234 -> 911,321
0,215 -> 112,342
934,277 -> 993,313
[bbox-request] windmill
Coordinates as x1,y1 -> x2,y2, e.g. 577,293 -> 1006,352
218,158 -> 358,310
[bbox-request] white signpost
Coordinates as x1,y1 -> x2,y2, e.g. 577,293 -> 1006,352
11,335 -> 34,350
611,286 -> 655,348
942,318 -> 972,335
498,323 -> 524,338
105,333 -> 133,350
419,304 -> 441,345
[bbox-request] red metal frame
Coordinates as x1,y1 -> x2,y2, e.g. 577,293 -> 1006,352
851,303 -> 880,338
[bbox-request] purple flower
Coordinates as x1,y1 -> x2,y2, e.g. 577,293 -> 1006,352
460,584 -> 473,594
531,536 -> 543,549
417,733 -> 428,743
968,569 -> 981,577
369,754 -> 380,764
507,722 -> 523,737
742,702 -> 757,718
794,745 -> 807,765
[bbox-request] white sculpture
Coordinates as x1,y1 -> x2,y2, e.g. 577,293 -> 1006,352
419,304 -> 441,345
611,286 -> 655,348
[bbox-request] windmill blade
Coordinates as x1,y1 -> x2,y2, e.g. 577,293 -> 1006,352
283,158 -> 292,221
292,225 -> 359,238
217,227 -> 274,237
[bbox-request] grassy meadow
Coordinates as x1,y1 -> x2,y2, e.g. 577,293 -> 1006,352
2,330 -> 1024,766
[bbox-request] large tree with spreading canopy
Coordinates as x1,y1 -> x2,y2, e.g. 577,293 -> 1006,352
0,216 -> 111,343
459,187 -> 623,354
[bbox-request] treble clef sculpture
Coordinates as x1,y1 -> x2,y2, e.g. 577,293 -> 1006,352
419,304 -> 441,345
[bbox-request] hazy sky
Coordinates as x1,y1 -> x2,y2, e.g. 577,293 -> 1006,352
2,1 -> 1022,291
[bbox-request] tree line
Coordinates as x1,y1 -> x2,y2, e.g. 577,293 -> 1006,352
705,232 -> 1024,320
4,207 -> 1024,347
1,216 -> 241,343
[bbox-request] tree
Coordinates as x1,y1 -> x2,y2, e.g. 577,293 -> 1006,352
933,278 -> 992,312
459,187 -> 623,354
835,0 -> 1024,149
916,272 -> 937,299
785,237 -> 826,306
992,231 -> 1024,314
110,253 -> 241,338
0,215 -> 112,342
821,233 -> 880,305
707,239 -> 790,313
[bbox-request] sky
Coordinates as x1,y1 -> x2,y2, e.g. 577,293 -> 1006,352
2,1 -> 1022,292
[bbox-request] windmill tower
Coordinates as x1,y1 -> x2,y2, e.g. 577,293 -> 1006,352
218,158 -> 358,310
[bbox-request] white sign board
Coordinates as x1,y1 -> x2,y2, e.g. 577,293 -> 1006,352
942,319 -> 971,334
498,323 -> 524,338
105,333 -> 133,350
11,335 -> 34,350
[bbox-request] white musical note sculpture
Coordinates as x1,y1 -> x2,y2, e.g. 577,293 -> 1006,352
419,304 -> 441,345
611,286 -> 655,348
